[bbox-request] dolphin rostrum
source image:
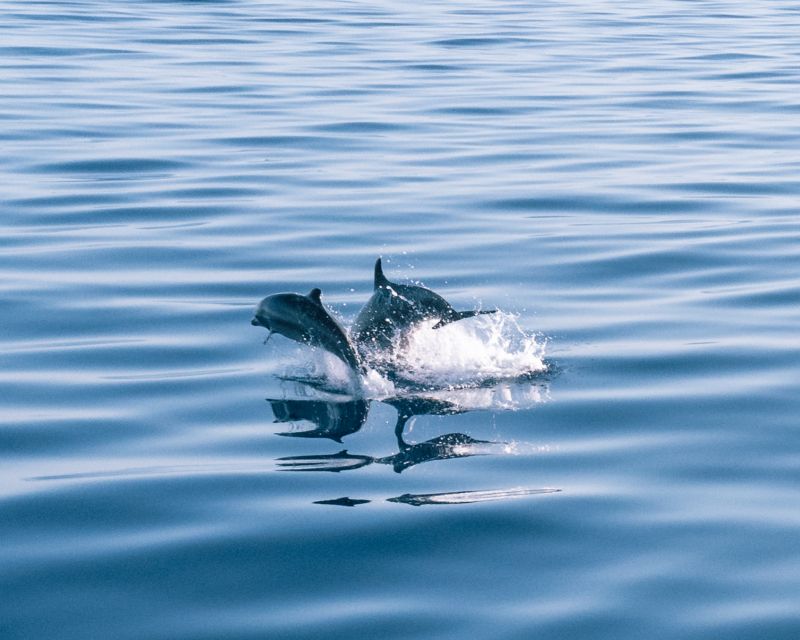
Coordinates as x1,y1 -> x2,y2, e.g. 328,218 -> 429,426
251,288 -> 362,372
350,258 -> 496,358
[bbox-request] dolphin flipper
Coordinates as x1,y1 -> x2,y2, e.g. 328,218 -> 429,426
432,308 -> 497,330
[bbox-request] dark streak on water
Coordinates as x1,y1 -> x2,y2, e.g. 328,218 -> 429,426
2,2 -> 800,639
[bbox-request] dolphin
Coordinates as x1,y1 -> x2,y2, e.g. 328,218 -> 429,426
350,258 -> 496,357
251,288 -> 362,372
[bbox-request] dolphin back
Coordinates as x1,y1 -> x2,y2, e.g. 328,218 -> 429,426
353,258 -> 498,357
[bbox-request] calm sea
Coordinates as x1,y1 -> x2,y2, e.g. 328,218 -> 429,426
2,2 -> 800,639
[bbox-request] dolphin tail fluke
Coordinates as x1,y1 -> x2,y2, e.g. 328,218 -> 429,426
432,309 -> 497,330
374,258 -> 390,289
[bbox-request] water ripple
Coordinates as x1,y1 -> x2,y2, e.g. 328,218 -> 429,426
2,1 -> 800,639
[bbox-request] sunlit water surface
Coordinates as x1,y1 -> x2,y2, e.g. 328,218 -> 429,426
2,2 -> 800,639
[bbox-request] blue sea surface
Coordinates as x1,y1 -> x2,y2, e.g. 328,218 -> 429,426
2,1 -> 800,638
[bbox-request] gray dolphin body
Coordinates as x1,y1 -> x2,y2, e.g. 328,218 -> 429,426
350,258 -> 496,359
251,288 -> 361,371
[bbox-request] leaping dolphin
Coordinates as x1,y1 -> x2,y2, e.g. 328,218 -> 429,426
350,258 -> 496,358
251,288 -> 362,372
251,259 -> 496,371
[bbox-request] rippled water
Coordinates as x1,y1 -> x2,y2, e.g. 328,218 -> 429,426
3,2 -> 800,638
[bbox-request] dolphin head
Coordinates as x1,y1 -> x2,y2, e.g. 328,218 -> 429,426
251,307 -> 270,329
252,293 -> 283,329
251,291 -> 319,343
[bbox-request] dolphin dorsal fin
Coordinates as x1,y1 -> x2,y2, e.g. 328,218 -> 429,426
307,288 -> 323,305
374,258 -> 390,290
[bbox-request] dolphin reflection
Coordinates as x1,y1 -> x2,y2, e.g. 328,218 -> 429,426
276,432 -> 492,474
268,380 -> 547,444
268,378 -> 553,506
269,397 -> 369,442
313,488 -> 562,508
269,386 -> 542,473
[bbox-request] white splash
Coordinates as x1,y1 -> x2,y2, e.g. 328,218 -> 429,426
263,311 -> 548,404
361,367 -> 397,397
385,311 -> 547,388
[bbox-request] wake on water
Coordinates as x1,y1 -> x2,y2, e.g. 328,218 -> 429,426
265,310 -> 549,408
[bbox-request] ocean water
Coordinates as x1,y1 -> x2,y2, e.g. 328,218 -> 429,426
2,1 -> 800,638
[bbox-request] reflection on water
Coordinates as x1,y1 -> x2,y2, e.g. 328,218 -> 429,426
315,488 -> 562,508
275,375 -> 559,507
271,376 -> 553,503
276,433 -> 493,474
270,397 -> 370,442
314,497 -> 372,507
387,487 -> 562,507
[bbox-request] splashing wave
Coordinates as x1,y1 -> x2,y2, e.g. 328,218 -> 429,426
379,311 -> 547,389
268,311 -> 548,399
